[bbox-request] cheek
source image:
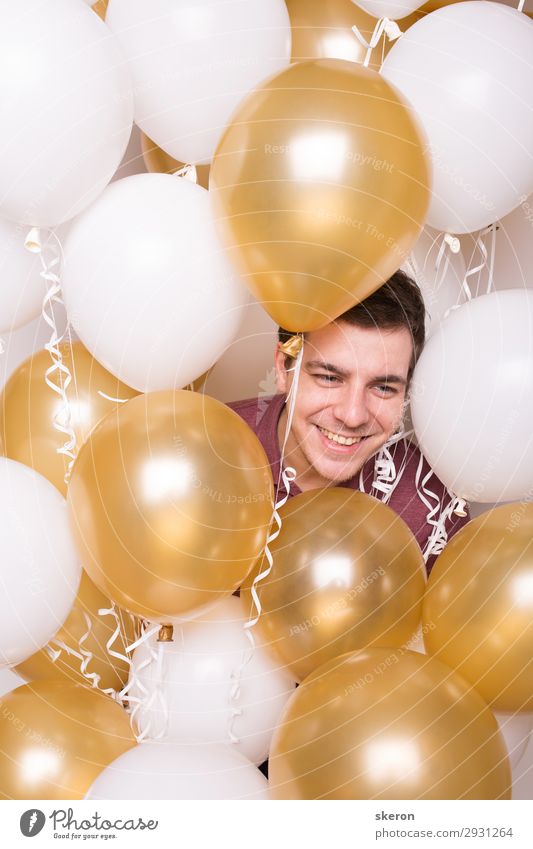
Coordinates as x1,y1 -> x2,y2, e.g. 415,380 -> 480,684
373,397 -> 405,428
297,382 -> 330,418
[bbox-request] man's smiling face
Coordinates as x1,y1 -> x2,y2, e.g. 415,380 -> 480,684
275,320 -> 413,490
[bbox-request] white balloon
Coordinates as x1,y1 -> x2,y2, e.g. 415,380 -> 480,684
129,596 -> 296,765
494,712 -> 533,773
203,298 -> 278,403
353,1 -> 423,21
404,227 -> 466,337
85,741 -> 269,800
62,173 -> 248,392
382,2 -> 533,234
411,290 -> 533,503
106,0 -> 291,165
0,458 -> 81,667
0,0 -> 133,227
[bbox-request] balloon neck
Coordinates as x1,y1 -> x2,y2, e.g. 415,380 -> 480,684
25,227 -> 42,253
443,233 -> 461,255
157,624 -> 174,642
382,19 -> 402,42
453,497 -> 468,518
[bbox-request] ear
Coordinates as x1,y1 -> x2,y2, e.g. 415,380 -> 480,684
274,344 -> 290,393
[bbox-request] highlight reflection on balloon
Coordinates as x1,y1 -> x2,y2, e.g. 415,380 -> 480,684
242,489 -> 426,681
0,681 -> 136,800
68,391 -> 274,621
0,342 -> 138,495
211,59 -> 430,331
269,649 -> 512,799
286,0 -> 381,70
423,503 -> 533,712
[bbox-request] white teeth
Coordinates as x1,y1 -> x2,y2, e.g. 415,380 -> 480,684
318,427 -> 364,446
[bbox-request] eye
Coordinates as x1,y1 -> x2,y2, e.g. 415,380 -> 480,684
375,384 -> 398,395
314,373 -> 341,384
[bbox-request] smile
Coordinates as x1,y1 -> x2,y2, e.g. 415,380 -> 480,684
318,426 -> 370,446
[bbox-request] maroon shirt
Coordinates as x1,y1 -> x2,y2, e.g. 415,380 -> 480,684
228,394 -> 469,575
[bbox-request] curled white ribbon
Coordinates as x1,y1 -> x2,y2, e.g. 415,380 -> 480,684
118,622 -> 168,742
28,227 -> 77,485
244,342 -> 303,631
414,453 -> 466,560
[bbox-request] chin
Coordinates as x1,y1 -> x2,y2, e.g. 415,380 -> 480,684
315,458 -> 368,485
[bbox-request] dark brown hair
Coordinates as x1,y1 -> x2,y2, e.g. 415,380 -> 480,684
278,269 -> 426,381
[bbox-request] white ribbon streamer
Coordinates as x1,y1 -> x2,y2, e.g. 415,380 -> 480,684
458,223 -> 497,306
28,227 -> 77,485
227,626 -> 256,745
414,453 -> 466,560
244,342 -> 303,631
117,622 -> 163,740
352,17 -> 402,68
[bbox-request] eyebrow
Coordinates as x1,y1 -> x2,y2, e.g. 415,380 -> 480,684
306,360 -> 407,386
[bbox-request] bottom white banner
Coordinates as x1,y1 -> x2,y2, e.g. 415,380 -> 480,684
1,800 -> 532,849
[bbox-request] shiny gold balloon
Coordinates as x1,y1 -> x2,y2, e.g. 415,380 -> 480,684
15,572 -> 139,692
287,0 -> 382,71
269,648 -> 512,800
93,0 -> 108,21
68,391 -> 274,621
0,681 -> 136,800
242,489 -> 426,681
423,503 -> 533,713
140,132 -> 211,189
210,59 -> 431,332
0,341 -> 138,495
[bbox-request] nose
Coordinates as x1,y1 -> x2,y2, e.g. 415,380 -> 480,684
332,383 -> 371,431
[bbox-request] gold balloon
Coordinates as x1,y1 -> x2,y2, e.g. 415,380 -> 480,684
140,132 -> 211,189
0,681 -> 136,800
0,341 -> 138,496
210,59 -> 431,332
16,572 -> 139,692
92,0 -> 108,21
269,648 -> 512,800
188,369 -> 210,392
67,391 -> 274,621
423,503 -> 533,713
241,489 -> 426,681
287,0 -> 382,71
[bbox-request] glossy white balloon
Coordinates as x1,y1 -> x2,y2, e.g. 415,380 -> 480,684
85,741 -> 269,800
404,227 -> 466,337
129,596 -> 296,764
106,0 -> 291,165
0,0 -> 133,227
411,290 -> 533,502
353,0 -> 423,20
0,459 -> 81,667
382,2 -> 533,234
62,174 -> 248,392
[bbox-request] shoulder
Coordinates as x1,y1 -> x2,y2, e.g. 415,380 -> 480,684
226,397 -> 263,416
226,394 -> 284,436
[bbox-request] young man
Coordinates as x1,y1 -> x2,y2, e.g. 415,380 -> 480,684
228,270 -> 469,574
